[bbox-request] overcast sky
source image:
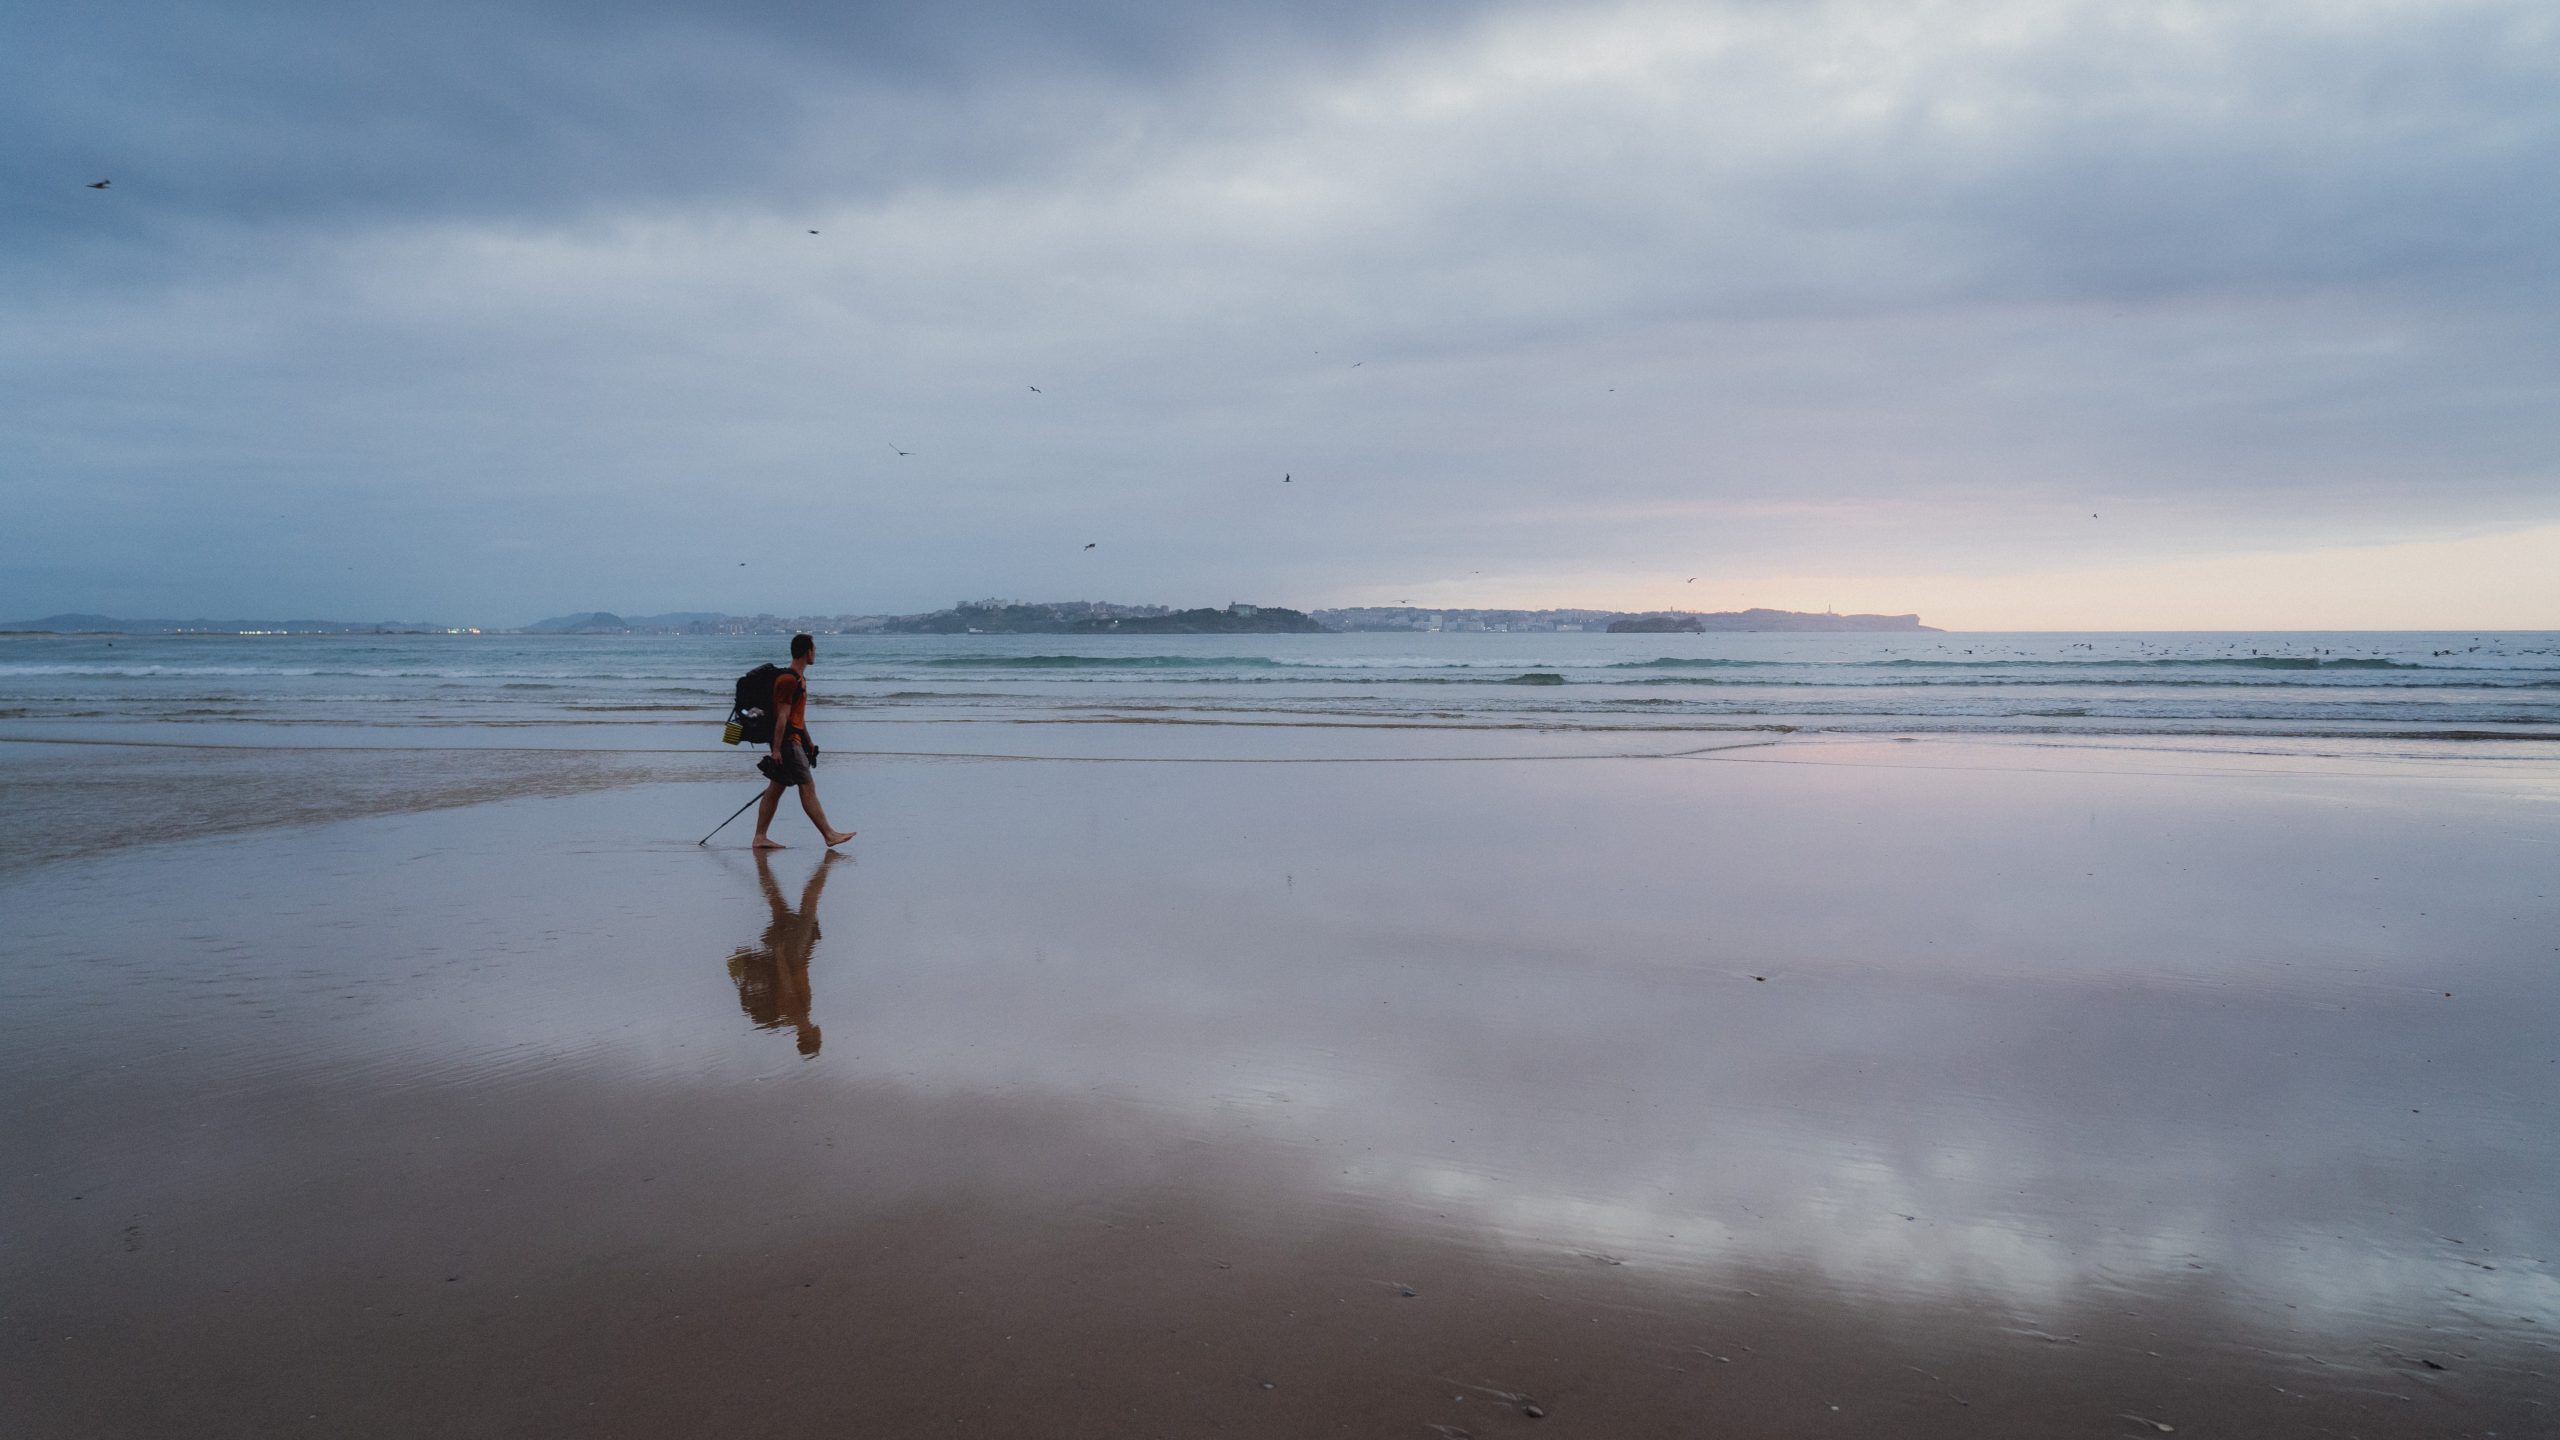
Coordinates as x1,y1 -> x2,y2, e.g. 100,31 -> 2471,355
7,0 -> 2557,628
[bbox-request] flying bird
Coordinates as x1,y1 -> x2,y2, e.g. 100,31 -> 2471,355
1351,362 -> 1363,368
87,179 -> 110,189
1083,542 -> 1096,550
1028,385 -> 1042,393
889,444 -> 911,456
1283,473 -> 1291,483
1686,577 -> 1696,583
808,230 -> 819,235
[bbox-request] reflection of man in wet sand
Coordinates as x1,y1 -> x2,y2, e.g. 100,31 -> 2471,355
726,850 -> 837,1057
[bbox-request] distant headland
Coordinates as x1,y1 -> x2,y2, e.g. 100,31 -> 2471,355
508,603 -> 1934,635
1315,606 -> 1935,633
1601,609 -> 1934,633
5,602 -> 1935,636
882,601 -> 1325,635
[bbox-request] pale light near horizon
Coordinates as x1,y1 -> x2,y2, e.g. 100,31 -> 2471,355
1444,524 -> 2560,630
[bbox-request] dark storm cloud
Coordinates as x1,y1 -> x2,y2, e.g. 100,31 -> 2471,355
3,0 -> 1487,252
21,0 -> 2550,301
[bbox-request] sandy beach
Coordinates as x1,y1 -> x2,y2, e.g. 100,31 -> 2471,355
4,734 -> 2555,1437
16,0 -> 2559,1422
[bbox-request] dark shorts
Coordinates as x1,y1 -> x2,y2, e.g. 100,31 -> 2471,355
759,742 -> 813,788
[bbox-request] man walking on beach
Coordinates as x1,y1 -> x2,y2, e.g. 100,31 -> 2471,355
753,633 -> 855,851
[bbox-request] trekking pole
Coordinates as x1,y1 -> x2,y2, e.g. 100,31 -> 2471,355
697,790 -> 763,847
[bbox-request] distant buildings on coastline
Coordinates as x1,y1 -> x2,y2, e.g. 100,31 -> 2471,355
878,600 -> 1323,635
497,602 -> 1934,635
1601,608 -> 1935,633
1316,606 -> 1619,633
1318,606 -> 1934,633
7,602 -> 1934,637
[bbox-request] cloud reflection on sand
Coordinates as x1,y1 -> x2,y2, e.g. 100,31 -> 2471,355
4,743 -> 2555,1433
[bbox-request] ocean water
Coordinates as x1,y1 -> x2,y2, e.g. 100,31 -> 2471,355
2,628 -> 2557,746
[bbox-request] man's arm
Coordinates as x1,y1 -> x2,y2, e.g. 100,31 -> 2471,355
773,673 -> 806,756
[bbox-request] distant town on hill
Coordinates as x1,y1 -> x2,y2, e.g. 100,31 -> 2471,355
6,603 -> 1935,636
1323,606 -> 1937,634
879,601 -> 1325,634
519,602 -> 1935,634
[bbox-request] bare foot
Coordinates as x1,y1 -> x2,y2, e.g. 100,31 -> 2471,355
823,829 -> 855,847
753,836 -> 787,850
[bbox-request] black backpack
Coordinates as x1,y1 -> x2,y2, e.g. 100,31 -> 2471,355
728,663 -> 783,745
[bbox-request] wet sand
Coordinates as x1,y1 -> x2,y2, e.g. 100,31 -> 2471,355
4,737 -> 2555,1436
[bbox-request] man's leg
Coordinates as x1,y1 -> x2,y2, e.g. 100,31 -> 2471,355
795,781 -> 855,847
751,779 -> 789,849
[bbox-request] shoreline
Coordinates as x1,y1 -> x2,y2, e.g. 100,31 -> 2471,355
7,725 -> 2557,881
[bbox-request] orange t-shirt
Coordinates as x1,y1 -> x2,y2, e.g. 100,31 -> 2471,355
772,669 -> 806,743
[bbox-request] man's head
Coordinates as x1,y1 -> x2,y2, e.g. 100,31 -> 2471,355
790,633 -> 815,666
